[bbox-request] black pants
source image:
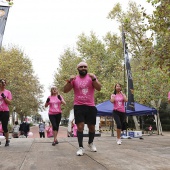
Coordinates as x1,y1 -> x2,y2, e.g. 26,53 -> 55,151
49,114 -> 61,131
0,111 -> 9,133
39,132 -> 45,138
113,110 -> 126,130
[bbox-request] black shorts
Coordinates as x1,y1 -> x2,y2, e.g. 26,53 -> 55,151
0,111 -> 9,133
74,105 -> 97,125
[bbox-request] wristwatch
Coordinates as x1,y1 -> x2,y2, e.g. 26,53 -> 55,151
92,78 -> 96,81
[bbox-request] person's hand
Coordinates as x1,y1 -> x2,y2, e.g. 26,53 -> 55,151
67,75 -> 76,83
58,95 -> 62,101
120,91 -> 124,95
46,98 -> 50,103
88,73 -> 95,79
1,93 -> 6,99
111,94 -> 115,98
70,75 -> 76,82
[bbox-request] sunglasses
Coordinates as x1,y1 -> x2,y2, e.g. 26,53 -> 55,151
78,66 -> 87,68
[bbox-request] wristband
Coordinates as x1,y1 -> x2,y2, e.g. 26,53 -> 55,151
92,78 -> 96,81
66,80 -> 71,83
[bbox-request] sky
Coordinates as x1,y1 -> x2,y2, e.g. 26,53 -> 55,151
1,0 -> 153,120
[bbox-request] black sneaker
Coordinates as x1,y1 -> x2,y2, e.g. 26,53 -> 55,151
0,141 -> 1,145
55,140 -> 59,144
52,141 -> 56,146
5,140 -> 10,147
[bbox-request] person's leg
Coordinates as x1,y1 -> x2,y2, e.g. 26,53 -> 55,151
43,132 -> 45,138
49,115 -> 57,144
113,111 -> 122,139
49,114 -> 60,145
87,124 -> 95,144
87,106 -> 97,145
77,122 -> 84,147
54,114 -> 61,143
1,111 -> 10,146
74,105 -> 85,148
86,106 -> 97,152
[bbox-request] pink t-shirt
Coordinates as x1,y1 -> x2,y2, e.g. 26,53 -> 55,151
0,89 -> 12,111
111,93 -> 125,113
47,95 -> 64,115
71,75 -> 96,106
168,92 -> 170,100
46,126 -> 53,138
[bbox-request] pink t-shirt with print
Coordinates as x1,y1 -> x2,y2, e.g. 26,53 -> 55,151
48,95 -> 64,115
71,75 -> 96,106
111,93 -> 125,113
0,89 -> 12,111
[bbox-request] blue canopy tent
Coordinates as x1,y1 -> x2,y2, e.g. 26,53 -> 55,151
96,100 -> 158,136
96,100 -> 157,116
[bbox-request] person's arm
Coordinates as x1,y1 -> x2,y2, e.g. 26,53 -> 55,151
110,94 -> 115,103
63,75 -> 75,93
45,98 -> 50,107
1,93 -> 12,105
88,73 -> 102,91
58,95 -> 66,105
120,91 -> 128,102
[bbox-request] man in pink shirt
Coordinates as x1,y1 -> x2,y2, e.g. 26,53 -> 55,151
0,79 -> 12,146
64,61 -> 101,156
168,92 -> 170,104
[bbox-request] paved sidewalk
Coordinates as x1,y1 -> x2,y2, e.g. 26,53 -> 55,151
0,132 -> 169,170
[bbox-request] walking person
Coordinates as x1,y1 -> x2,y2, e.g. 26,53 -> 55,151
39,121 -> 45,138
19,118 -> 30,138
0,79 -> 12,146
45,86 -> 66,146
63,61 -> 102,156
12,121 -> 20,138
110,83 -> 128,145
168,91 -> 170,104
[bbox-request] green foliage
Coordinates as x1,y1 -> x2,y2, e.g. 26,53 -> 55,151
0,46 -> 44,118
53,1 -> 170,120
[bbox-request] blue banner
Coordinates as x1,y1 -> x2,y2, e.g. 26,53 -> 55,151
0,5 -> 10,51
122,31 -> 135,111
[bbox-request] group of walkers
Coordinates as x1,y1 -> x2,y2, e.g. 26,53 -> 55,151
1,62 -> 170,157
12,119 -> 30,138
44,61 -> 127,156
38,121 -> 53,138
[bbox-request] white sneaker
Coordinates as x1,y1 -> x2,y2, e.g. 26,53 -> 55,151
116,139 -> 122,145
76,147 -> 85,156
88,143 -> 97,152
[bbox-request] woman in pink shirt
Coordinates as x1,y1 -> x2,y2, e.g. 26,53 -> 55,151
0,79 -> 12,147
46,122 -> 53,138
168,92 -> 170,104
45,86 -> 66,146
110,83 -> 127,145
